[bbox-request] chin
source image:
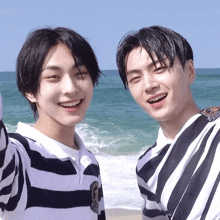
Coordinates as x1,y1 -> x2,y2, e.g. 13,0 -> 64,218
60,117 -> 84,128
149,111 -> 171,122
71,116 -> 85,125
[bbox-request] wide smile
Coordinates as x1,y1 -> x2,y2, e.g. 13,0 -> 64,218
147,93 -> 167,104
59,99 -> 83,108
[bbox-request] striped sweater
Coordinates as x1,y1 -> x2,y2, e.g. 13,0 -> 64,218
0,97 -> 105,220
137,108 -> 220,220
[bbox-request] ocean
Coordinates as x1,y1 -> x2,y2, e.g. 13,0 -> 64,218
0,69 -> 220,210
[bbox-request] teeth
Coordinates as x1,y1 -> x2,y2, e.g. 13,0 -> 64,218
149,94 -> 167,103
60,100 -> 81,107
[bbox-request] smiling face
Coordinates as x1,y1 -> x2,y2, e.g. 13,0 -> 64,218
26,43 -> 93,131
126,47 -> 197,126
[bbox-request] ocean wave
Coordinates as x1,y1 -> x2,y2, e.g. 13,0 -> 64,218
76,122 -> 149,155
5,124 -> 18,133
96,153 -> 144,209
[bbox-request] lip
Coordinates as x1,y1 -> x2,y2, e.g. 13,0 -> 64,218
147,93 -> 167,109
58,99 -> 83,112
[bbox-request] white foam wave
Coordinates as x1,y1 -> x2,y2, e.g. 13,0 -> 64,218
75,122 -> 146,155
5,124 -> 17,133
75,123 -> 109,153
76,122 -> 148,209
96,153 -> 145,209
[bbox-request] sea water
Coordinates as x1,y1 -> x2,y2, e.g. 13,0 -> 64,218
0,69 -> 219,210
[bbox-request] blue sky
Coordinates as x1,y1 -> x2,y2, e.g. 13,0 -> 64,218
0,0 -> 220,71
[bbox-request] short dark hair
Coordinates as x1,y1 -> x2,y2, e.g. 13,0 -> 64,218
116,25 -> 193,89
16,27 -> 101,118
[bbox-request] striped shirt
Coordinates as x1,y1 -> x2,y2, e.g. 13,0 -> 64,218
137,108 -> 220,220
0,97 -> 105,220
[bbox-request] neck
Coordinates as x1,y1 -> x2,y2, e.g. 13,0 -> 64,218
33,118 -> 78,150
159,102 -> 200,140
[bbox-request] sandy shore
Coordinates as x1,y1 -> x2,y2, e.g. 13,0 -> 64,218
106,208 -> 142,220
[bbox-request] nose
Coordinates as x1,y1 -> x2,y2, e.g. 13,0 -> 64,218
143,73 -> 159,92
62,75 -> 79,94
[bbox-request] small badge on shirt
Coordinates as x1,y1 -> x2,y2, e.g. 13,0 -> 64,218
90,181 -> 99,213
200,106 -> 220,122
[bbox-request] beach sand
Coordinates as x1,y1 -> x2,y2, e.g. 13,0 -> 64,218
106,208 -> 142,220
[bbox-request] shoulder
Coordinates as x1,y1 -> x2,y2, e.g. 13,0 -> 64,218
9,132 -> 30,149
8,132 -> 38,159
200,106 -> 220,122
136,143 -> 157,172
138,143 -> 157,161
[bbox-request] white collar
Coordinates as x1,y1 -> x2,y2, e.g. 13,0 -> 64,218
16,122 -> 86,160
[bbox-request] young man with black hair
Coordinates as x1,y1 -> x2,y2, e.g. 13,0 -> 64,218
116,26 -> 220,219
0,27 -> 105,220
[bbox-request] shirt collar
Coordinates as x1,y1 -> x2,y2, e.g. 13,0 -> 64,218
16,122 -> 85,160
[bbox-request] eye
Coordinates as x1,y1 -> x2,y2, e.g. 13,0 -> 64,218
128,76 -> 141,84
49,75 -> 60,78
42,68 -> 61,81
45,74 -> 61,82
154,66 -> 166,73
75,70 -> 90,80
75,72 -> 83,79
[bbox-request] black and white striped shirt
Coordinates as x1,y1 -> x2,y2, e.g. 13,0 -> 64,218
0,98 -> 105,220
137,109 -> 220,220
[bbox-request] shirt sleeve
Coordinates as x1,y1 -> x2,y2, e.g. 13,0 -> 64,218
0,93 -> 24,212
98,164 -> 106,220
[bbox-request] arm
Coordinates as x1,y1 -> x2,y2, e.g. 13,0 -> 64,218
0,94 -> 23,212
98,165 -> 106,220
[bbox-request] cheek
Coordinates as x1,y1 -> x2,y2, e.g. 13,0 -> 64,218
129,86 -> 142,103
87,89 -> 93,102
38,83 -> 57,96
85,82 -> 94,100
171,80 -> 189,101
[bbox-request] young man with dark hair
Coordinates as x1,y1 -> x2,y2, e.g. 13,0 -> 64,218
117,26 -> 220,219
0,27 -> 105,220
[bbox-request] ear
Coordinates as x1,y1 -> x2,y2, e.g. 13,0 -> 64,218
186,59 -> 196,84
25,92 -> 37,103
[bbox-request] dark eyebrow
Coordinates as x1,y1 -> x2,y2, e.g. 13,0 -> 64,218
126,69 -> 141,76
74,60 -> 84,68
42,65 -> 61,72
42,62 -> 86,72
153,57 -> 169,68
126,59 -> 160,75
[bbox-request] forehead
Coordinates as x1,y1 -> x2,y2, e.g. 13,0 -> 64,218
41,43 -> 84,73
43,43 -> 74,67
126,47 -> 156,72
125,47 -> 172,74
